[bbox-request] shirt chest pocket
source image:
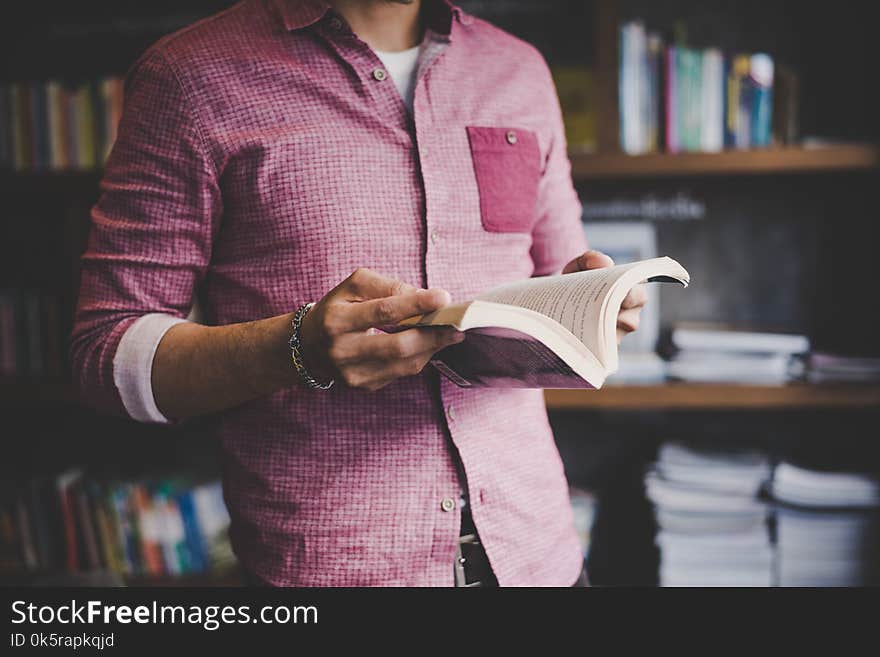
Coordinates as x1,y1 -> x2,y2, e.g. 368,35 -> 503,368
466,126 -> 542,233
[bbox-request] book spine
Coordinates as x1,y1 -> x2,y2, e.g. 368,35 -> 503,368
0,292 -> 17,377
15,498 -> 39,570
57,478 -> 79,572
110,485 -> 138,575
73,84 -> 95,170
90,80 -> 105,167
646,33 -> 663,153
749,54 -> 774,147
9,84 -> 29,171
132,484 -> 165,575
24,294 -> 43,379
700,49 -> 724,153
177,490 -> 207,573
730,54 -> 753,149
0,86 -> 10,169
665,46 -> 678,152
45,81 -> 64,170
30,82 -> 49,171
74,482 -> 101,571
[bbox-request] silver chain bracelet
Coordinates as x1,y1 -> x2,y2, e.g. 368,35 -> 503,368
289,302 -> 334,390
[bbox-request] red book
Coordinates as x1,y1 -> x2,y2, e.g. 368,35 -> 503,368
56,472 -> 80,572
132,485 -> 165,575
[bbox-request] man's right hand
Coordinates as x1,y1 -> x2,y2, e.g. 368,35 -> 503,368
298,268 -> 464,391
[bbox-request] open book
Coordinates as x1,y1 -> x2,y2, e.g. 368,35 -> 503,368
401,256 -> 690,389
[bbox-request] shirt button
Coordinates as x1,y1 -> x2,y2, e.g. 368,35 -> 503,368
440,498 -> 456,512
446,404 -> 456,421
328,17 -> 343,30
430,230 -> 440,244
506,130 -> 518,145
372,68 -> 388,82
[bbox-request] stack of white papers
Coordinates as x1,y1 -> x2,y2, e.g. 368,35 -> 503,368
806,353 -> 880,384
772,463 -> 880,586
647,442 -> 774,586
666,327 -> 808,385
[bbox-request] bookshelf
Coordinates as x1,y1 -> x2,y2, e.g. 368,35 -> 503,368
545,384 -> 880,411
569,144 -> 880,180
2,0 -> 879,589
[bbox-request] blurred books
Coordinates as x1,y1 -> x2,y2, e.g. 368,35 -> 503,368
0,472 -> 234,581
665,326 -> 809,385
0,289 -> 66,380
551,66 -> 597,153
646,442 -> 774,586
772,463 -> 880,586
0,77 -> 122,172
805,353 -> 880,384
619,21 -> 777,154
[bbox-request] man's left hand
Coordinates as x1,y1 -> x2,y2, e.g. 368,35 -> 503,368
562,250 -> 648,344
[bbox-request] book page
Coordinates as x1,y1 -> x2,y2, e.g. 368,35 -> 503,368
476,266 -> 629,360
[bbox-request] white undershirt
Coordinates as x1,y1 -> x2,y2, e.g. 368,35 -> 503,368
113,43 -> 425,423
373,43 -> 421,113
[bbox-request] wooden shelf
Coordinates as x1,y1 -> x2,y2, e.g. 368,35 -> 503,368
544,384 -> 880,411
569,144 -> 880,180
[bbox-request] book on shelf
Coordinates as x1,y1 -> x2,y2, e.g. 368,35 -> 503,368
0,77 -> 122,172
398,256 -> 689,389
647,441 -> 774,587
0,289 -> 65,380
664,324 -> 809,385
618,20 -> 776,154
805,353 -> 880,384
772,462 -> 880,586
0,473 -> 234,581
551,66 -> 597,153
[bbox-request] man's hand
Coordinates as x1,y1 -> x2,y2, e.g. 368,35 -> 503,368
562,250 -> 648,344
298,268 -> 463,391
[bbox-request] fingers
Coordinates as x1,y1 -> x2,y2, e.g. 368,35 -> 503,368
336,288 -> 451,333
341,268 -> 417,301
575,249 -> 615,272
335,328 -> 464,390
617,307 -> 641,334
621,284 -> 648,310
331,326 -> 463,365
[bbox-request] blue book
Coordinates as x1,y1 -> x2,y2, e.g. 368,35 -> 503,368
176,490 -> 207,573
749,54 -> 774,147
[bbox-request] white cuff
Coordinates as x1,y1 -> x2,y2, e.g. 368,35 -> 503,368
113,314 -> 189,423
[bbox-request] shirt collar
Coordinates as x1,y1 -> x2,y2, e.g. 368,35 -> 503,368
270,0 -> 469,35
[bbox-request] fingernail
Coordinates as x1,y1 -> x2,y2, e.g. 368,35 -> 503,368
427,288 -> 452,305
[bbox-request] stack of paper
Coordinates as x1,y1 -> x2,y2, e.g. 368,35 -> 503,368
806,353 -> 880,384
646,442 -> 774,586
666,327 -> 809,385
772,463 -> 880,586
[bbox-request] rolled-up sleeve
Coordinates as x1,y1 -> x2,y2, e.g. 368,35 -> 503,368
70,47 -> 222,417
529,58 -> 588,276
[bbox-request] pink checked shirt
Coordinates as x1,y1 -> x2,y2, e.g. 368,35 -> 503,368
71,0 -> 588,586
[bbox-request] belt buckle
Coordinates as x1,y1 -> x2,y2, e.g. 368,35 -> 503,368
454,533 -> 482,588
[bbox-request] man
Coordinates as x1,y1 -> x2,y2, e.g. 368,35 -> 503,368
71,0 -> 646,586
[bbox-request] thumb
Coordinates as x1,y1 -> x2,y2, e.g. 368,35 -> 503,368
566,250 -> 615,273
